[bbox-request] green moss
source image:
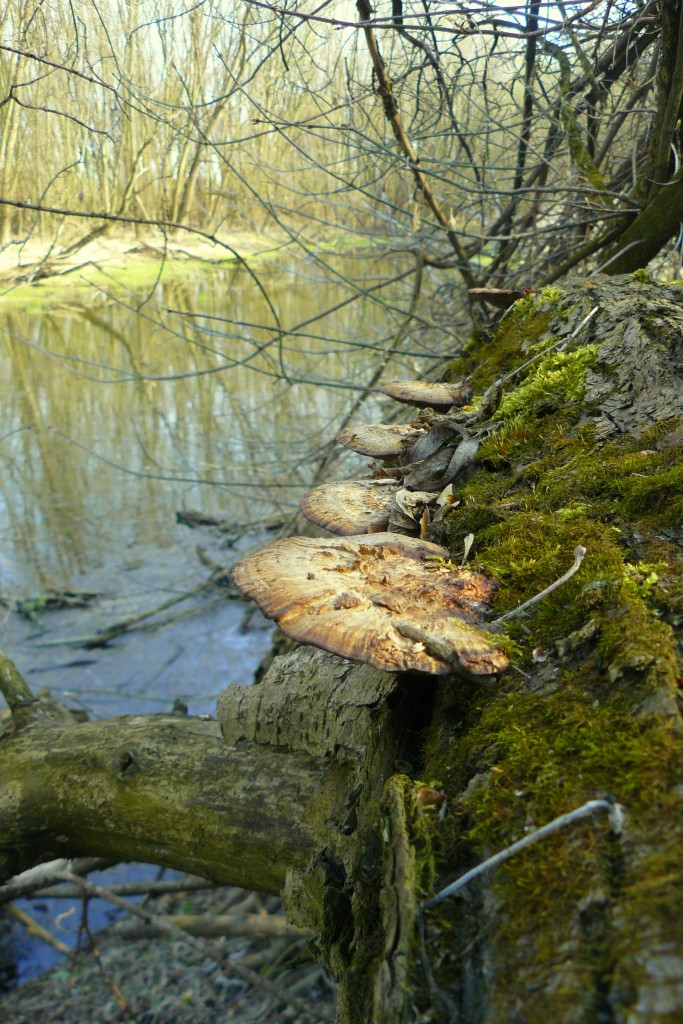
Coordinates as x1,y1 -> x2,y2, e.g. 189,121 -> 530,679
416,288 -> 683,1017
474,346 -> 598,473
467,306 -> 557,392
538,285 -> 564,305
421,658 -> 683,1004
441,426 -> 683,677
496,345 -> 598,418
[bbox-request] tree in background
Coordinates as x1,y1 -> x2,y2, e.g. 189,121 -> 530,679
2,6 -> 683,1023
2,1 -> 683,289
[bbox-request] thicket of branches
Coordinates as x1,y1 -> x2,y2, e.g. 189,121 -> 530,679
2,0 -> 683,288
3,0 -> 683,584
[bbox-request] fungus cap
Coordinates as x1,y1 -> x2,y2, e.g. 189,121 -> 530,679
379,380 -> 471,409
300,479 -> 398,535
231,533 -> 509,677
336,422 -> 425,458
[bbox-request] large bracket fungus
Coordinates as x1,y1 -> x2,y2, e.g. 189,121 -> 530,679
234,374 -> 509,678
231,533 -> 509,677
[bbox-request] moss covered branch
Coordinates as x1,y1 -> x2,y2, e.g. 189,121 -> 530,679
0,711 -> 339,886
0,648 -> 36,713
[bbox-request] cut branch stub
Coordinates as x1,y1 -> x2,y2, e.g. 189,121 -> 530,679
379,380 -> 472,409
300,479 -> 398,535
231,533 -> 509,677
336,422 -> 426,458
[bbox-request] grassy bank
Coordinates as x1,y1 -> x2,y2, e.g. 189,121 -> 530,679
0,231 -> 291,313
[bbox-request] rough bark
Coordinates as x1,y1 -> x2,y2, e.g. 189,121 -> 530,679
406,275 -> 683,1024
601,2 -> 683,274
1,274 -> 682,1023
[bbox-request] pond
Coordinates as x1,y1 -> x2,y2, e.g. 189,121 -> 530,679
0,246 -> 449,981
0,249 -> 442,707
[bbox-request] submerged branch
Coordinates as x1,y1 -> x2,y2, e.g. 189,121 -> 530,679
54,871 -> 327,1023
110,910 -> 311,942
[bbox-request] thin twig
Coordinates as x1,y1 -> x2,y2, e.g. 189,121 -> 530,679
482,306 -> 600,412
79,905 -> 137,1017
355,0 -> 476,293
421,797 -> 622,912
0,870 -> 214,906
8,903 -> 72,956
493,545 -> 586,624
54,872 -> 328,1024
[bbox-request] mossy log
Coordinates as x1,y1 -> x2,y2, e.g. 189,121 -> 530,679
1,275 -> 683,1023
412,275 -> 683,1024
0,651 -> 424,888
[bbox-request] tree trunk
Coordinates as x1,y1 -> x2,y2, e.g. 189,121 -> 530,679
1,274 -> 682,1023
602,169 -> 683,275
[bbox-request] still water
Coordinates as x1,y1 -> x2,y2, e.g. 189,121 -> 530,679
0,252 -> 446,594
0,250 -> 448,981
0,248 -> 452,712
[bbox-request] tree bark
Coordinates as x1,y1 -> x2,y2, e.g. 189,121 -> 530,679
602,169 -> 683,275
1,275 -> 682,1023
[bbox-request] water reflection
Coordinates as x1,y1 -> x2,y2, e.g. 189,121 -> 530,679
0,252 -> 452,983
0,254 -> 441,594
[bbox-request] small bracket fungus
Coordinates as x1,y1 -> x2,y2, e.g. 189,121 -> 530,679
300,479 -> 399,535
379,380 -> 472,409
231,533 -> 509,677
336,422 -> 426,458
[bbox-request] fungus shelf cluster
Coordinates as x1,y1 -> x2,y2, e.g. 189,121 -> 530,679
232,380 -> 509,678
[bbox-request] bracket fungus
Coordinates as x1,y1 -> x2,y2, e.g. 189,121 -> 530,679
231,533 -> 509,677
468,286 -> 530,309
300,479 -> 398,535
336,422 -> 426,458
379,380 -> 472,409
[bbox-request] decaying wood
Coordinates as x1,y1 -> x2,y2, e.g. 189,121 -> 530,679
1,275 -> 682,1023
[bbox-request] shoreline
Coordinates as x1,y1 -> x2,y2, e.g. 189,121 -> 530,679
0,229 -> 288,312
0,227 -> 392,313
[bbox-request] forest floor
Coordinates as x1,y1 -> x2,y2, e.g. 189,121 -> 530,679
0,881 -> 336,1024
